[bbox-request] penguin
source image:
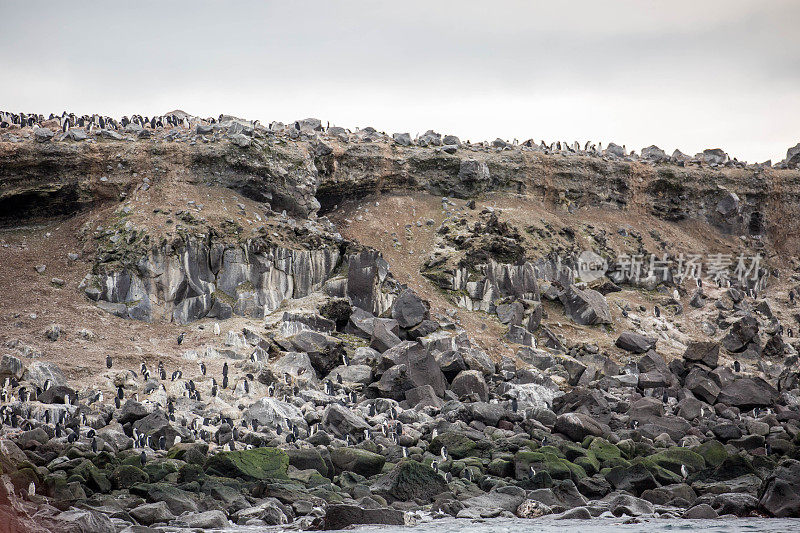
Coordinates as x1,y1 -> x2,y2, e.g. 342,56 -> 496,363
177,332 -> 185,345
200,362 -> 206,375
654,305 -> 661,318
91,438 -> 98,453
158,436 -> 166,450
440,446 -> 448,460
140,450 -> 147,467
117,386 -> 124,400
529,466 -> 537,479
765,442 -> 772,456
243,379 -> 249,394
734,360 -> 741,373
106,355 -> 113,369
223,362 -> 229,377
222,375 -> 228,389
28,481 -> 35,497
681,464 -> 688,480
511,397 -> 518,413
114,397 -> 121,409
213,323 -> 220,335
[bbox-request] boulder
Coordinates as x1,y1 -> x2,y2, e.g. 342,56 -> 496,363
370,460 -> 448,502
391,290 -> 429,328
721,315 -> 758,353
204,447 -> 288,481
0,355 -> 24,380
329,447 -> 385,477
554,413 -> 605,441
38,385 -> 77,405
683,341 -> 720,368
23,361 -> 67,387
605,463 -> 658,495
716,377 -> 778,409
323,504 -> 405,530
322,403 -> 370,439
454,159 -> 491,197
616,332 -> 656,353
181,510 -> 229,529
370,319 -> 403,352
560,285 -> 612,325
52,510 -> 115,533
450,370 -> 489,402
130,501 -> 175,526
289,330 -> 343,374
759,458 -> 800,517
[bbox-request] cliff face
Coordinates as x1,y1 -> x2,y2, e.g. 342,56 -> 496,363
4,134 -> 800,247
2,129 -> 799,332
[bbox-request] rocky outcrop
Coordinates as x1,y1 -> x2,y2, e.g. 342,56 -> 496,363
83,235 -> 341,323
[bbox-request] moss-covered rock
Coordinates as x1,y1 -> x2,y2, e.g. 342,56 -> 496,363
487,458 -> 514,477
588,438 -> 623,465
574,454 -> 600,476
709,454 -> 757,481
204,447 -> 289,481
693,440 -> 728,468
144,459 -> 181,483
369,459 -> 449,502
646,447 -> 706,475
514,450 -> 587,482
110,465 -> 149,489
329,447 -> 385,477
428,432 -> 478,459
166,442 -> 209,465
178,463 -> 204,484
286,448 -> 329,477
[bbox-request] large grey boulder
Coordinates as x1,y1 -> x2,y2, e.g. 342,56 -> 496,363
323,504 -> 405,530
0,355 -> 24,380
721,315 -> 759,353
130,501 -> 176,526
683,341 -> 719,368
391,290 -> 429,328
450,370 -> 489,402
392,132 -> 411,146
716,377 -> 778,409
23,361 -> 67,387
554,413 -> 604,441
322,403 -> 370,439
245,398 -> 308,433
34,127 -> 54,142
702,148 -> 728,165
759,459 -> 800,517
615,332 -> 656,353
641,145 -> 667,162
290,330 -> 343,374
52,509 -> 115,533
261,351 -> 318,386
370,459 -> 448,502
560,285 -> 612,325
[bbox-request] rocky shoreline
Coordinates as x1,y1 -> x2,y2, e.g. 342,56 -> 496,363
1,113 -> 800,531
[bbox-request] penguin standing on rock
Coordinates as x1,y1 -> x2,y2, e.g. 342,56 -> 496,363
106,355 -> 113,369
177,332 -> 185,345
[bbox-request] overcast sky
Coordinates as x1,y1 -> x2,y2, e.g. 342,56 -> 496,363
1,1 -> 798,162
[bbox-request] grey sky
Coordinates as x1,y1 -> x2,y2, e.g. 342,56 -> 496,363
1,0 -> 798,162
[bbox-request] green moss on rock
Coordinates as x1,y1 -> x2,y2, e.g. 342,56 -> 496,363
204,447 -> 289,481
